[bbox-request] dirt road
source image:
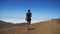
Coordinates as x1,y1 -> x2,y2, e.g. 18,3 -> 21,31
0,21 -> 60,34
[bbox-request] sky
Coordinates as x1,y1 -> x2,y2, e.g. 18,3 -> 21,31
0,0 -> 60,24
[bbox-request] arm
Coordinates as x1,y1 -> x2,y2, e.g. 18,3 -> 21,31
31,13 -> 32,17
25,13 -> 27,21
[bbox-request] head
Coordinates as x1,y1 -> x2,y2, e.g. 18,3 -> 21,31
28,9 -> 30,13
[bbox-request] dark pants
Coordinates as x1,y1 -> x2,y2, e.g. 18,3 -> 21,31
26,18 -> 31,29
27,18 -> 31,24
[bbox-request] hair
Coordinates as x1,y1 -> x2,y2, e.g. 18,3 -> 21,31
28,9 -> 30,12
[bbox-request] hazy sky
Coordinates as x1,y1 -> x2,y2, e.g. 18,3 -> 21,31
0,0 -> 60,24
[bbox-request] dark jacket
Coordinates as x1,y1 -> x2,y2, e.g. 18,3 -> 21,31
26,12 -> 32,20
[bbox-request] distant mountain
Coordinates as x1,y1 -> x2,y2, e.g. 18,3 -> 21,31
0,20 -> 26,29
0,20 -> 15,29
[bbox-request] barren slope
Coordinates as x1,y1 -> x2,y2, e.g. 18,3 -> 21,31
0,19 -> 60,34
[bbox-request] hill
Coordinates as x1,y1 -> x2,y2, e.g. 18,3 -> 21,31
0,20 -> 15,29
0,18 -> 60,34
0,20 -> 26,29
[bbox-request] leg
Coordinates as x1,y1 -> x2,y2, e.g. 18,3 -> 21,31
27,20 -> 31,29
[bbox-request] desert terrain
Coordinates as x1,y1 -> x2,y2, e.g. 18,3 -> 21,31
0,19 -> 60,34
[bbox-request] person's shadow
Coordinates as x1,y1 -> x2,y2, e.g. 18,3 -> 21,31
28,27 -> 35,30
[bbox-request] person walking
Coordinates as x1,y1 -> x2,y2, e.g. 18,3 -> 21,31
26,9 -> 32,29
